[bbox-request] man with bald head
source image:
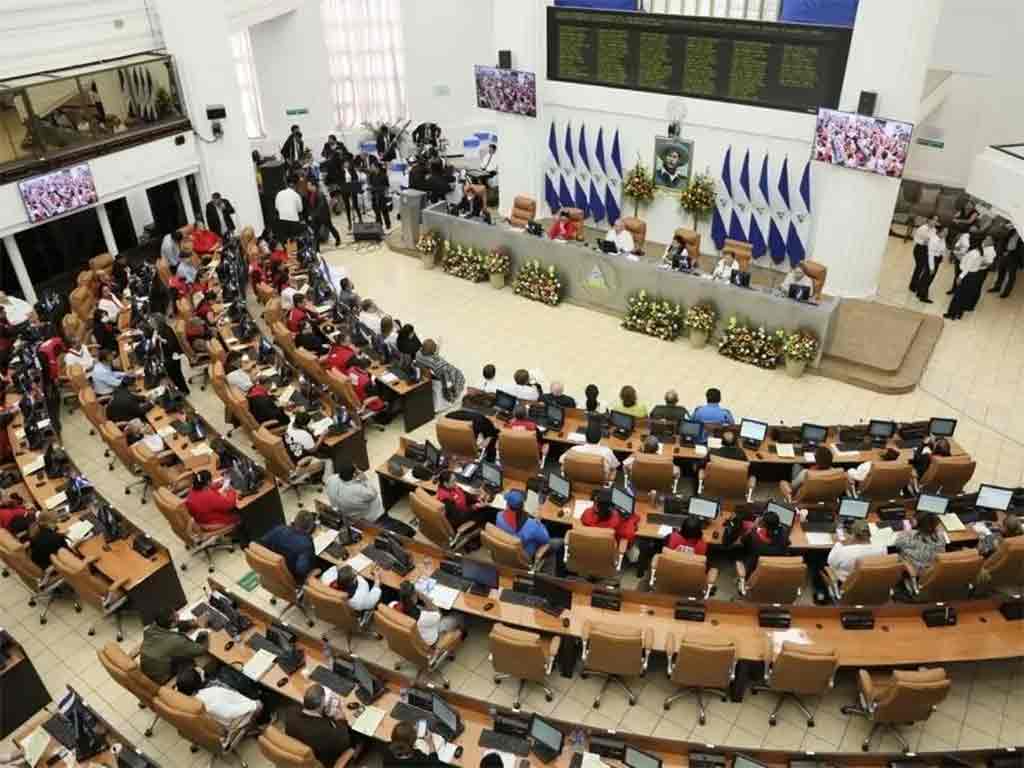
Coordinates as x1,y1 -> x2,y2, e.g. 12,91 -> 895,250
649,390 -> 689,423
541,380 -> 576,409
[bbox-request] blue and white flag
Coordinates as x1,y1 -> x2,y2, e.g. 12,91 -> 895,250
768,156 -> 791,265
729,149 -> 751,244
604,129 -> 623,224
544,121 -> 561,213
580,125 -> 605,223
787,160 -> 813,266
711,146 -> 733,251
748,154 -> 769,260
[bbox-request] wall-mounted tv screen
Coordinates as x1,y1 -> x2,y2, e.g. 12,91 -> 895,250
474,66 -> 537,118
18,163 -> 98,224
812,108 -> 914,178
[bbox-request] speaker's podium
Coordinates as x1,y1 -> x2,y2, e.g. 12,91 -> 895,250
353,222 -> 384,242
400,189 -> 427,248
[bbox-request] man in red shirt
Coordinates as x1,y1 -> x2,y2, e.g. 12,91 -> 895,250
506,403 -> 544,447
0,494 -> 30,531
666,515 -> 708,556
37,332 -> 66,383
184,471 -> 240,530
287,293 -> 309,333
324,344 -> 357,374
547,210 -> 578,241
580,488 -> 638,544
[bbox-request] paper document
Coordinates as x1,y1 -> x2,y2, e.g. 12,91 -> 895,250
157,425 -> 175,438
23,456 -> 45,475
437,740 -> 461,765
429,584 -> 460,610
67,520 -> 94,543
44,491 -> 68,510
351,705 -> 386,737
804,532 -> 835,546
707,437 -> 722,449
869,523 -> 898,548
378,372 -> 399,385
566,432 -> 586,444
490,493 -> 506,509
573,499 -> 591,519
803,452 -> 817,463
22,726 -> 51,768
190,444 -> 213,457
320,566 -> 339,585
242,649 -> 277,681
314,304 -> 333,314
276,385 -> 295,406
524,490 -> 540,515
939,514 -> 966,533
313,530 -> 339,556
657,525 -> 673,538
346,552 -> 373,573
775,443 -> 796,459
582,753 -> 611,768
37,418 -> 51,430
311,417 -> 333,437
694,445 -> 708,457
973,522 -> 992,537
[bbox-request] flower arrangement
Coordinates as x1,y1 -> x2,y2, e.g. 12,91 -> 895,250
513,260 -> 562,306
782,329 -> 819,362
441,241 -> 488,282
623,157 -> 655,216
684,303 -> 717,334
717,316 -> 786,369
416,230 -> 440,255
622,291 -> 685,341
679,173 -> 717,227
486,247 -> 511,276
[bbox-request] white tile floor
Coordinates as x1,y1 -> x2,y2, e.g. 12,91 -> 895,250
5,228 -> 1023,765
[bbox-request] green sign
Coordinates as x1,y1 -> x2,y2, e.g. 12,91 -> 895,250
915,137 -> 944,149
286,108 -> 309,116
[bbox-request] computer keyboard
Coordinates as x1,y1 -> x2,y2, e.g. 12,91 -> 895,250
310,666 -> 356,696
646,513 -> 687,528
44,714 -> 77,750
801,520 -> 836,534
431,569 -> 475,592
479,730 -> 531,757
390,701 -> 435,726
388,455 -> 420,471
835,442 -> 867,453
246,634 -> 286,657
499,589 -> 547,609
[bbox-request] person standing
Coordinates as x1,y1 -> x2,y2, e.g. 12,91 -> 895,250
367,158 -> 392,230
944,236 -> 985,320
309,185 -> 340,248
274,175 -> 305,241
990,225 -> 1023,298
908,217 -> 934,296
280,124 -> 305,165
947,228 -> 972,295
204,192 -> 235,239
916,224 -> 947,303
337,159 -> 363,231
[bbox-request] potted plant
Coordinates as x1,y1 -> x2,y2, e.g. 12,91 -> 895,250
782,329 -> 819,378
513,260 -> 562,306
623,156 -> 655,217
416,231 -> 440,269
486,247 -> 511,289
679,172 -> 717,230
623,290 -> 684,341
684,303 -> 717,348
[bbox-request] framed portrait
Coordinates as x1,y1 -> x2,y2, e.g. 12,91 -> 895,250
653,136 -> 694,191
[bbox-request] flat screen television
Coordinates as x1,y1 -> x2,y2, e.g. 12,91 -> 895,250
812,108 -> 913,178
474,65 -> 537,117
18,163 -> 98,224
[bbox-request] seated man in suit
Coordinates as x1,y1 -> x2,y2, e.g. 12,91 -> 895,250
260,512 -> 317,583
284,685 -> 352,768
649,389 -> 688,423
105,379 -> 153,423
603,219 -> 637,254
457,185 -> 484,219
541,380 -> 576,409
548,209 -> 578,241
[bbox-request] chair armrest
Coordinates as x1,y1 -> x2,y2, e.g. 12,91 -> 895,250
822,566 -> 841,601
763,634 -> 775,676
546,636 -> 562,674
333,742 -> 366,768
858,669 -> 876,707
705,566 -> 719,598
531,543 -> 551,571
735,560 -> 748,594
665,632 -> 677,674
641,627 -> 654,671
580,620 -> 593,657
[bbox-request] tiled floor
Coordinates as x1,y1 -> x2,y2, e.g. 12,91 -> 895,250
5,228 -> 1024,765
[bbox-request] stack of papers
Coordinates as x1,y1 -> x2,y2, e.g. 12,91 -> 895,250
707,437 -> 723,449
311,417 -> 334,437
345,552 -> 373,572
429,584 -> 460,610
868,523 -> 899,547
157,425 -> 176,438
351,706 -> 386,737
573,499 -> 591,519
242,649 -> 277,681
313,530 -> 339,555
490,493 -> 506,509
276,385 -> 295,406
775,443 -> 796,458
22,727 -> 51,768
803,452 -> 817,463
23,456 -> 45,475
67,520 -> 95,543
804,532 -> 835,546
566,432 -> 586,444
378,372 -> 399,385
694,445 -> 709,457
44,491 -> 68,510
939,513 -> 966,533
657,525 -> 673,538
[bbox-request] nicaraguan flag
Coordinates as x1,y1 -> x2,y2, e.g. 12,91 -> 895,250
545,121 -> 561,213
786,160 -> 812,265
768,157 -> 791,264
609,129 -> 623,181
787,221 -> 806,266
798,160 -> 812,216
604,128 -> 623,224
748,154 -> 769,260
729,149 -> 751,243
589,125 -> 607,223
559,174 -> 575,210
711,147 -> 733,250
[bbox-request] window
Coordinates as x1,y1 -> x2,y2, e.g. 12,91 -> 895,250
659,0 -> 780,21
320,0 -> 406,129
229,30 -> 265,139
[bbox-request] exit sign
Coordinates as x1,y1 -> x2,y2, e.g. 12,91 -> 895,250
286,108 -> 309,116
916,137 -> 944,149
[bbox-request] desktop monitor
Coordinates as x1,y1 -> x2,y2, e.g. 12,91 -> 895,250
766,501 -> 796,528
547,472 -> 570,500
868,419 -> 896,440
353,659 -> 377,695
481,461 -> 502,488
928,417 -> 957,438
801,423 -> 828,445
838,497 -> 870,520
609,410 -> 635,433
431,694 -> 462,740
529,716 -> 565,758
19,163 -> 98,224
611,486 -> 635,518
533,575 -> 573,613
916,493 -> 949,516
740,419 -> 768,444
678,419 -> 702,441
813,108 -> 913,179
976,484 -> 1013,512
494,390 -> 517,413
267,623 -> 296,650
546,403 -> 564,428
424,440 -> 440,468
788,284 -> 811,301
733,756 -> 769,768
625,747 -> 663,768
461,558 -> 499,590
688,496 -> 720,520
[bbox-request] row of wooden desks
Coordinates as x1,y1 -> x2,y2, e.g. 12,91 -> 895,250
0,633 -> 51,739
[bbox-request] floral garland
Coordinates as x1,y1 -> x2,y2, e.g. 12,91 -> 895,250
441,241 -> 488,282
718,316 -> 786,369
623,157 -> 655,216
684,303 -> 717,334
622,290 -> 684,341
513,259 -> 562,306
486,247 -> 511,276
416,230 -> 440,255
782,329 -> 819,362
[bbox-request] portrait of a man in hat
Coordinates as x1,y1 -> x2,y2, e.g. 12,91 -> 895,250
653,136 -> 693,190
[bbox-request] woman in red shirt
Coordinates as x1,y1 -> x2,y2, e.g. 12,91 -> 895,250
580,488 -> 638,544
666,515 -> 708,556
184,471 -> 240,530
435,470 -> 491,528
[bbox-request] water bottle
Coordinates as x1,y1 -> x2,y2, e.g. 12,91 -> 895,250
570,727 -> 585,753
322,637 -> 333,669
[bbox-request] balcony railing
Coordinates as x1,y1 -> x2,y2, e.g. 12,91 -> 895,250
0,52 -> 191,184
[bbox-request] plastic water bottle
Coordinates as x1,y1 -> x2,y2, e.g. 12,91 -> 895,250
323,637 -> 333,669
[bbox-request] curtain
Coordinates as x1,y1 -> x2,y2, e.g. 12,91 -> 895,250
320,0 -> 407,129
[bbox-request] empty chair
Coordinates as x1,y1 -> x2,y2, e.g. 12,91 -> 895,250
0,528 -> 64,624
917,455 -> 976,495
258,724 -> 361,768
580,621 -> 652,708
980,536 -> 1024,595
498,428 -> 540,483
98,643 -> 161,737
842,667 -> 950,752
304,574 -> 380,652
621,216 -> 647,252
911,549 -> 983,602
857,463 -> 913,501
508,196 -> 537,228
562,452 -> 607,488
244,543 -> 314,626
649,549 -> 718,599
737,556 -> 806,604
52,547 -> 130,641
488,624 -> 561,710
79,386 -> 108,435
436,417 -> 479,463
151,686 -> 249,766
253,426 -> 322,505
751,642 -> 839,726
374,604 -> 462,688
482,523 -> 547,573
824,554 -> 904,605
779,468 -> 848,505
262,298 -> 284,328
409,488 -> 481,551
629,453 -> 675,494
130,441 -> 193,503
700,457 -> 753,502
172,318 -> 211,390
663,634 -> 736,725
564,527 -> 623,582
153,487 -> 236,574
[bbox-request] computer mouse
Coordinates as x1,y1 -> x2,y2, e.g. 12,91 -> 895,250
454,746 -> 464,760
561,617 -> 570,629
558,510 -> 565,518
224,640 -> 235,651
712,530 -> 721,540
277,677 -> 288,687
756,452 -> 763,459
347,702 -> 362,711
626,441 -> 632,449
483,601 -> 494,612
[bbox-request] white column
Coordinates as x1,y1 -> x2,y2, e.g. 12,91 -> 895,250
177,176 -> 196,224
3,235 -> 37,304
125,189 -> 155,239
808,0 -> 942,297
96,204 -> 119,256
155,0 -> 264,232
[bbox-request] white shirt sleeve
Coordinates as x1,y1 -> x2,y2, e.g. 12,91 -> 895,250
417,610 -> 442,645
347,575 -> 382,612
196,686 -> 261,730
847,462 -> 871,484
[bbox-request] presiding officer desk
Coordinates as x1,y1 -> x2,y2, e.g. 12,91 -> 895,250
422,203 -> 837,366
0,632 -> 51,739
5,395 -> 188,624
184,580 -> 1018,767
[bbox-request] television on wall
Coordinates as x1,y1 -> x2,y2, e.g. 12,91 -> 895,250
474,66 -> 537,118
812,108 -> 914,178
18,163 -> 99,224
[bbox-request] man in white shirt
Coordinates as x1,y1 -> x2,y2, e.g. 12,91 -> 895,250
160,231 -> 184,269
604,219 -> 636,254
330,564 -> 382,612
712,253 -> 737,282
504,369 -> 540,401
358,299 -> 383,334
947,230 -> 971,295
479,143 -> 499,188
97,285 -> 124,323
945,240 -> 985,320
64,342 -> 95,372
826,520 -> 886,583
780,265 -> 813,296
280,284 -> 299,311
176,668 -> 261,730
560,422 -> 620,481
908,217 -> 935,296
274,176 -> 305,240
915,226 -> 947,303
226,366 -> 253,394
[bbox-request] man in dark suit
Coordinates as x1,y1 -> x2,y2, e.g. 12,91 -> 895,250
458,186 -> 483,218
204,193 -> 235,238
281,124 -> 305,165
284,685 -> 352,768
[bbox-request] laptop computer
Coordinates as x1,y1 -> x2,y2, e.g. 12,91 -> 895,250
529,716 -> 564,764
788,284 -> 811,301
969,483 -> 1012,523
597,238 -> 619,254
765,501 -> 797,529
